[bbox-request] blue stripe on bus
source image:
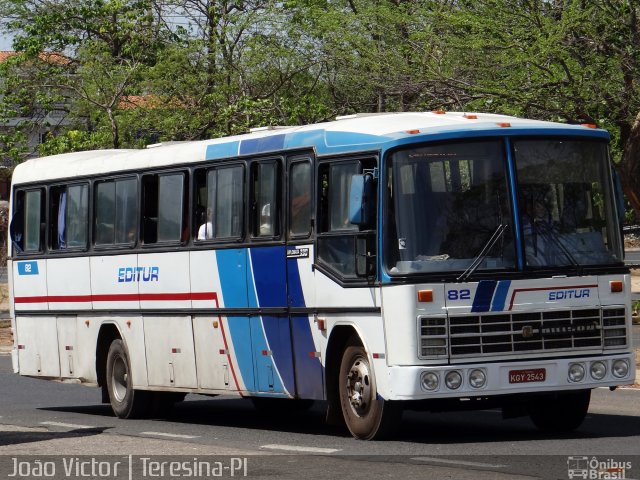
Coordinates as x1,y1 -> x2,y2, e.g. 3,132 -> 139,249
287,251 -> 325,399
206,142 -> 240,160
324,131 -> 386,146
285,129 -> 325,149
491,280 -> 511,312
249,247 -> 292,395
471,280 -> 498,312
239,134 -> 286,155
216,249 -> 255,391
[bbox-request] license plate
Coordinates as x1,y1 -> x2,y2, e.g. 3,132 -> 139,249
509,368 -> 546,384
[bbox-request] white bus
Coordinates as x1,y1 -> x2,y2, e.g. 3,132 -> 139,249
7,112 -> 635,439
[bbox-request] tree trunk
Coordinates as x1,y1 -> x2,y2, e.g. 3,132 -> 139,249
621,111 -> 640,222
107,107 -> 120,149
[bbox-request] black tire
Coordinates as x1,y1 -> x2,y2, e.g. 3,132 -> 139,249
105,339 -> 150,418
528,390 -> 591,433
338,340 -> 401,440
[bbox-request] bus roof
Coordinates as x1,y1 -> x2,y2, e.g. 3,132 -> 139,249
11,111 -> 609,185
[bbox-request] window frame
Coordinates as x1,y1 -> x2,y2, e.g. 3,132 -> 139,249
249,157 -> 283,241
193,162 -> 246,244
287,156 -> 314,241
315,155 -> 378,284
48,182 -> 90,253
11,186 -> 46,256
140,170 -> 189,247
92,175 -> 139,250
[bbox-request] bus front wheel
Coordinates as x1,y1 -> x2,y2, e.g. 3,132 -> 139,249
527,390 -> 591,433
106,339 -> 150,418
338,340 -> 400,440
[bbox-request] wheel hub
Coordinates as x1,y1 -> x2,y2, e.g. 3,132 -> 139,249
111,355 -> 129,403
346,357 -> 371,416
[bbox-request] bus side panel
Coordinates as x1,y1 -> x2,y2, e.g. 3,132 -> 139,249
144,316 -> 198,388
116,316 -> 147,389
15,316 -> 60,377
91,255 -> 139,310
12,259 -> 48,312
190,251 -> 237,391
249,246 -> 294,396
56,316 -> 78,378
138,252 -> 191,310
286,244 -> 325,399
47,257 -> 91,310
314,273 -> 386,396
215,249 -> 254,392
193,315 -> 233,390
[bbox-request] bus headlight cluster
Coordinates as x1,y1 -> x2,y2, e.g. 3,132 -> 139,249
445,370 -> 462,390
568,363 -> 585,382
590,361 -> 607,380
612,359 -> 629,378
420,372 -> 439,391
468,369 -> 486,388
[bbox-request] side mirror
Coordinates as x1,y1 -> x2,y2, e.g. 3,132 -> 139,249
348,174 -> 374,227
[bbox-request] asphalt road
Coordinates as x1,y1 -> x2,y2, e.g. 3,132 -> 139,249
626,248 -> 640,265
0,356 -> 639,479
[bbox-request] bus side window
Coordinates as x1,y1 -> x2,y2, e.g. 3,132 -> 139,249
142,172 -> 187,244
11,188 -> 45,254
316,160 -> 361,278
289,160 -> 311,238
194,165 -> 244,242
50,184 -> 89,250
251,160 -> 280,238
94,178 -> 137,246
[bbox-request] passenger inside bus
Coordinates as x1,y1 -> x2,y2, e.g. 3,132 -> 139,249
198,207 -> 214,240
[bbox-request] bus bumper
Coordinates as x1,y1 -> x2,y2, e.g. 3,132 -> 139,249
385,352 -> 636,400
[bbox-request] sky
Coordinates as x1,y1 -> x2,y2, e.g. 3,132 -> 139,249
1,34 -> 13,51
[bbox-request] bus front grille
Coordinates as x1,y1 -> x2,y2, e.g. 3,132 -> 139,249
419,307 -> 626,360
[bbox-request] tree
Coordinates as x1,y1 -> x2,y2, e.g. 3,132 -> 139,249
438,0 -> 640,218
0,0 -> 168,153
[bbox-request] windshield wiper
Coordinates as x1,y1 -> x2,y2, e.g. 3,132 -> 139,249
457,224 -> 508,282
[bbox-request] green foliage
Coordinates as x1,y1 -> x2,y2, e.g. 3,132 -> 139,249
0,0 -> 639,224
38,129 -> 112,155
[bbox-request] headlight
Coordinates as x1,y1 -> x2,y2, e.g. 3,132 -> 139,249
445,370 -> 462,390
590,361 -> 607,380
469,369 -> 486,388
612,359 -> 629,378
568,363 -> 585,382
421,372 -> 439,391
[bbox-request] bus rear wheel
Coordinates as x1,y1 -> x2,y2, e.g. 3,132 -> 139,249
528,390 -> 591,433
338,340 -> 400,440
106,339 -> 150,418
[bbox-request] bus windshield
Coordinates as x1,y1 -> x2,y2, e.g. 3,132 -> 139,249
385,140 -> 515,275
514,138 -> 622,268
385,138 -> 622,276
